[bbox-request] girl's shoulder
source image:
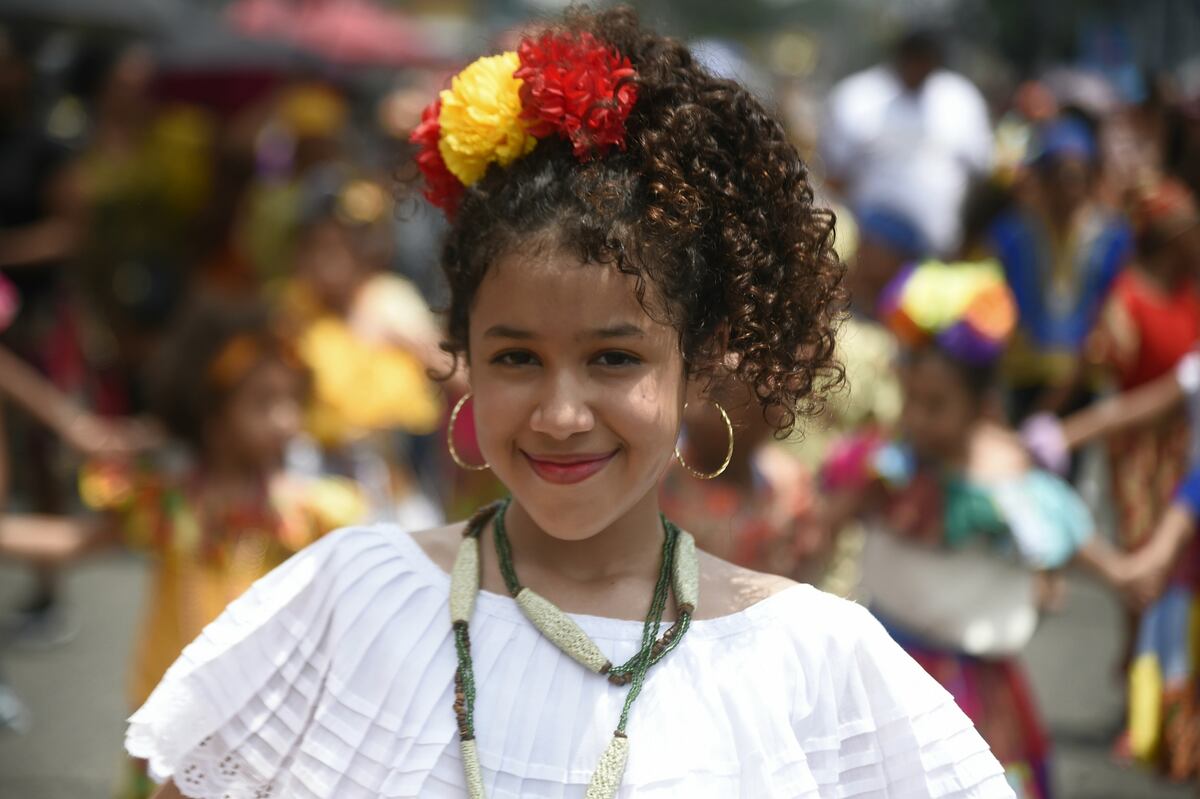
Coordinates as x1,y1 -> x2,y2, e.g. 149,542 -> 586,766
692,546 -> 799,620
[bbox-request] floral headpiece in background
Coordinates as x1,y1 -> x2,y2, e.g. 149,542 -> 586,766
410,31 -> 638,218
877,259 -> 1017,366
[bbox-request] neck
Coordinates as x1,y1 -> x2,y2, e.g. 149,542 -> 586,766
502,489 -> 667,586
200,438 -> 276,485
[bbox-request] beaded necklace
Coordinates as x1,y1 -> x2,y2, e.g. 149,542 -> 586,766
448,498 -> 699,799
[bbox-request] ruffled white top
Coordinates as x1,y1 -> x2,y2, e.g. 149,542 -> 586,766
126,525 -> 1015,798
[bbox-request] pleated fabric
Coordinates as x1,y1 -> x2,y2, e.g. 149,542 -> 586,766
126,525 -> 1015,798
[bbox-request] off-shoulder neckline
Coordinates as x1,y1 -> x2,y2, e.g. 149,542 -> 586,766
384,525 -> 812,642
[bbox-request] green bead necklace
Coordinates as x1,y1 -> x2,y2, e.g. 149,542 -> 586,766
448,498 -> 698,799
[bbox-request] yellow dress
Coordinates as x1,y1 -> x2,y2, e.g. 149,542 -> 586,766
79,461 -> 367,709
281,275 -> 443,448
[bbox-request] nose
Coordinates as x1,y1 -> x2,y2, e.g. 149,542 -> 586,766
271,399 -> 303,441
529,372 -> 595,440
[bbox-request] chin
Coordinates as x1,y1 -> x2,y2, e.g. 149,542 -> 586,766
510,482 -> 630,541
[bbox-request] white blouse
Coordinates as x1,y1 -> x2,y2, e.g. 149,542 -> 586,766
126,525 -> 1015,798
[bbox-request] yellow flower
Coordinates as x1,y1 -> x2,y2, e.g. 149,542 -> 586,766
438,51 -> 536,186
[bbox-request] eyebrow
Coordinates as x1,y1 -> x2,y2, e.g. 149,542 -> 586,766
482,324 -> 535,339
587,323 -> 645,340
481,323 -> 645,340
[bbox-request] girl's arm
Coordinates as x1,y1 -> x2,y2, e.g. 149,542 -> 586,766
1122,503 -> 1197,609
1071,535 -> 1132,590
0,346 -> 162,457
1061,367 -> 1185,450
1022,351 -> 1195,472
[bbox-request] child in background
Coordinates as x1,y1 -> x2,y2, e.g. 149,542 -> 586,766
77,300 -> 365,798
820,260 -> 1134,799
279,168 -> 450,523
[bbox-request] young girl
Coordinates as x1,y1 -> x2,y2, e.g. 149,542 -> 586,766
278,168 -> 448,522
79,300 -> 366,798
821,260 -> 1130,798
130,9 -> 1012,798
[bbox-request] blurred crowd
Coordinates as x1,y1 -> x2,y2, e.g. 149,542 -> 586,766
2,3 -> 1200,798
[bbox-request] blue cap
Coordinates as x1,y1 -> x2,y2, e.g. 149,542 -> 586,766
1029,117 -> 1096,166
856,205 -> 928,259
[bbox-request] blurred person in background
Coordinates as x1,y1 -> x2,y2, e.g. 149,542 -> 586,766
1116,459 -> 1200,783
818,260 -> 1136,798
2,41 -> 216,647
988,117 -> 1132,425
236,81 -> 348,291
71,44 -> 214,402
0,27 -> 89,648
1087,178 -> 1200,555
659,376 -> 818,582
71,299 -> 366,798
821,28 -> 993,258
278,167 -> 448,525
783,204 -> 929,595
1015,179 -> 1200,777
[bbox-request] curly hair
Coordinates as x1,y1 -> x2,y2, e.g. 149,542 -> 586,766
437,5 -> 845,435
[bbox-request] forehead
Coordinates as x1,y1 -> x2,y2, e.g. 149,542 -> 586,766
471,246 -> 670,337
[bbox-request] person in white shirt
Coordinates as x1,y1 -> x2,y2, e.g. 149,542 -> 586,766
822,30 -> 994,257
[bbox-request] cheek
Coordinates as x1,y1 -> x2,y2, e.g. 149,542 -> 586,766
469,378 -> 528,453
612,374 -> 679,447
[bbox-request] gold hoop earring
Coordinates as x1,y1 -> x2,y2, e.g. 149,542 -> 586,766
447,394 -> 490,471
674,400 -> 734,480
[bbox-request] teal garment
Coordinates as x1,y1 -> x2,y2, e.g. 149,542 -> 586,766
986,471 -> 1094,569
870,440 -> 1094,568
942,476 -> 1009,550
942,470 -> 1094,569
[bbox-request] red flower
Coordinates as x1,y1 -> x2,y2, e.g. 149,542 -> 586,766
515,31 -> 637,160
410,98 -> 464,217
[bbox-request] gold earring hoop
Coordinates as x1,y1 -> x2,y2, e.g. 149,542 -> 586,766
674,400 -> 734,480
447,394 -> 490,471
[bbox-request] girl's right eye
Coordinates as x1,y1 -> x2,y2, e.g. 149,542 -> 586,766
491,350 -> 540,367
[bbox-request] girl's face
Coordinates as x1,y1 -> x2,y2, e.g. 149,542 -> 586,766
294,220 -> 365,313
468,246 -> 688,540
898,352 -> 980,462
211,359 -> 305,471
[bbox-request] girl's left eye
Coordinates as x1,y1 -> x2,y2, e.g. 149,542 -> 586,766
593,351 -> 642,368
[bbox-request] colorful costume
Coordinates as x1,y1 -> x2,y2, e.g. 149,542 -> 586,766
280,273 -> 443,523
843,258 -> 1086,798
1094,268 -> 1200,550
1094,178 -> 1200,554
1126,466 -> 1200,780
988,206 -> 1130,399
823,433 -> 1094,799
80,458 -> 365,798
988,118 -> 1131,407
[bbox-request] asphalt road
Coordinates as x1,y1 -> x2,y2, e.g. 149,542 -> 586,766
0,551 -> 1191,798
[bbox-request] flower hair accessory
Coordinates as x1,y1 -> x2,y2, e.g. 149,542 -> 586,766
877,259 -> 1017,366
410,32 -> 638,217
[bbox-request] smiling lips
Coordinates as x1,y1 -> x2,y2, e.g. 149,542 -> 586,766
522,450 -> 617,484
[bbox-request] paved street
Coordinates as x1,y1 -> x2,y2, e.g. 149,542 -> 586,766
0,551 -> 1191,798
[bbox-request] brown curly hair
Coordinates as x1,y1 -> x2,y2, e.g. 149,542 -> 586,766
437,5 -> 845,435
